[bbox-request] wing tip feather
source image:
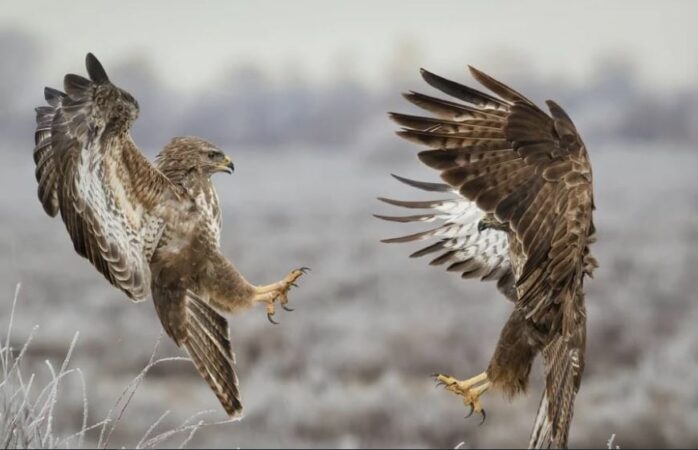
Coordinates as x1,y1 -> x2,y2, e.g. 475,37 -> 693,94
390,173 -> 452,192
85,52 -> 110,83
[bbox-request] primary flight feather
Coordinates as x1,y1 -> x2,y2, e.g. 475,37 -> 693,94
33,53 -> 309,418
378,66 -> 597,448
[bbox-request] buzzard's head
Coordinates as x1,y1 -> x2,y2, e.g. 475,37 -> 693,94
157,136 -> 235,180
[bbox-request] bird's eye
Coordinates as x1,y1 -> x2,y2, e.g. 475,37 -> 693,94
207,151 -> 218,159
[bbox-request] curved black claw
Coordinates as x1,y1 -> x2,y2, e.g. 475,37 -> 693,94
299,267 -> 311,273
465,404 -> 474,418
433,373 -> 449,388
267,313 -> 279,325
282,304 -> 295,312
290,282 -> 299,288
478,409 -> 486,426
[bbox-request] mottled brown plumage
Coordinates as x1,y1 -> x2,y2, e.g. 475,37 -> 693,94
33,53 -> 308,418
378,67 -> 597,448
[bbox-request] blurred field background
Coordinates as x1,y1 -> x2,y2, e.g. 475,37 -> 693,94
1,1 -> 698,448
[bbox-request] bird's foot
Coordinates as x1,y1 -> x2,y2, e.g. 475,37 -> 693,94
276,267 -> 310,313
255,267 -> 310,324
433,371 -> 490,424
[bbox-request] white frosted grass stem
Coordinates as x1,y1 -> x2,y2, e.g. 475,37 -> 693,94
1,285 -> 239,449
98,334 -> 190,448
1,284 -> 21,378
136,410 -> 171,448
176,420 -> 204,449
42,332 -> 79,447
607,433 -> 621,449
139,416 -> 236,449
74,367 -> 88,449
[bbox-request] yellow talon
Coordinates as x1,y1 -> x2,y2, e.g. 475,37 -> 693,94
255,267 -> 309,324
279,267 -> 309,311
266,302 -> 278,324
434,372 -> 491,423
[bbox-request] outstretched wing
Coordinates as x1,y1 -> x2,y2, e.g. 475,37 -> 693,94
33,53 -> 179,300
390,67 -> 595,448
376,174 -> 516,301
152,286 -> 242,418
394,67 -> 594,321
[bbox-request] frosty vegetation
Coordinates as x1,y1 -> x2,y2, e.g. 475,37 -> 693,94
0,284 -> 235,448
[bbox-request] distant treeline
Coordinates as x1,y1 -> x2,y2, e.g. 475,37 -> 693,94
3,28 -> 696,152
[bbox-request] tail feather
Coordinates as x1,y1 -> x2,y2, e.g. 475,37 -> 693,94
184,291 -> 242,418
528,329 -> 584,449
529,391 -> 553,448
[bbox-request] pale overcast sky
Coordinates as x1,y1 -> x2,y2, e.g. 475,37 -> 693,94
2,1 -> 696,90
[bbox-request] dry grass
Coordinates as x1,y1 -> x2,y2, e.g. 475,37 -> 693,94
0,283 -> 235,449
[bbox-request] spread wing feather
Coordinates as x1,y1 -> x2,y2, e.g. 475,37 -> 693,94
376,174 -> 516,301
33,53 -> 178,300
385,66 -> 596,448
394,66 -> 594,322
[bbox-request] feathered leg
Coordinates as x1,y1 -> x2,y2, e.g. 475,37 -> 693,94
487,307 -> 542,398
434,308 -> 541,422
203,251 -> 309,324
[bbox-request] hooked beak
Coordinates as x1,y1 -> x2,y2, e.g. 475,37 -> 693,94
217,155 -> 235,174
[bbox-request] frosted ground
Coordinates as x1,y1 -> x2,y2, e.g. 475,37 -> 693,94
1,137 -> 697,447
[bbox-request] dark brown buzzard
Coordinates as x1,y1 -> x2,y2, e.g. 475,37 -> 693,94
33,53 -> 309,418
377,67 -> 597,448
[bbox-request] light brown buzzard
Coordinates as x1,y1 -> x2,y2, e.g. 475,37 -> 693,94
33,53 -> 309,418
